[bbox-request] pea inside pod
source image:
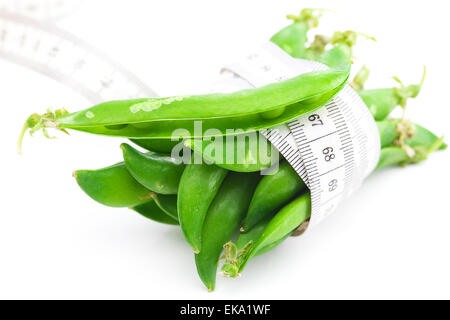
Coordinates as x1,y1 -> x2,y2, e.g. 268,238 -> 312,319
19,59 -> 350,150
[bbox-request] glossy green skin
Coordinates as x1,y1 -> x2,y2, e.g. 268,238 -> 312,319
317,44 -> 353,68
195,172 -> 260,291
153,194 -> 178,221
58,66 -> 348,124
188,133 -> 279,173
359,89 -> 400,121
57,87 -> 347,139
121,143 -> 185,195
74,163 -> 150,208
237,215 -> 291,256
178,164 -> 228,253
131,138 -> 182,153
237,216 -> 271,249
243,162 -> 306,231
271,22 -> 309,58
133,200 -> 179,226
256,234 -> 291,256
377,120 -> 398,148
240,192 -> 311,272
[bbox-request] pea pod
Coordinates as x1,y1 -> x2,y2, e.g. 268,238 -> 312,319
186,133 -> 279,173
178,163 -> 228,253
224,218 -> 290,274
132,200 -> 179,226
376,136 -> 445,170
152,194 -> 178,221
195,172 -> 259,291
121,143 -> 185,195
74,163 -> 150,208
271,8 -> 323,58
242,161 -> 306,231
255,234 -> 291,256
239,192 -> 311,273
19,62 -> 350,149
377,119 -> 447,149
359,69 -> 426,121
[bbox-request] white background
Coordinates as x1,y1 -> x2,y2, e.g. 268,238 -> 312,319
1,0 -> 449,299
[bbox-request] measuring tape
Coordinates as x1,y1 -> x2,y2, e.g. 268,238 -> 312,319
2,1 -> 380,232
0,0 -> 157,104
215,42 -> 381,231
0,0 -> 84,21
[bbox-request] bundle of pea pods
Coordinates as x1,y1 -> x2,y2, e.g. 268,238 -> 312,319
19,9 -> 446,291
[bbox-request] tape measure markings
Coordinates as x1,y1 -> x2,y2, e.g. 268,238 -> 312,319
0,10 -> 157,103
221,42 -> 380,230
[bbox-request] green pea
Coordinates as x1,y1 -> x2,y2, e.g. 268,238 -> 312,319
152,194 -> 178,221
74,163 -> 150,208
178,164 -> 228,253
131,138 -> 183,154
121,143 -> 185,195
186,134 -> 279,173
239,192 -> 311,273
259,107 -> 286,120
242,162 -> 306,231
195,172 -> 260,291
132,200 -> 179,226
104,124 -> 129,130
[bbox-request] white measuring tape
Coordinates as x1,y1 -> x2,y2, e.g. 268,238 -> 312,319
0,0 -> 84,21
2,1 -> 380,231
0,0 -> 157,103
214,42 -> 381,230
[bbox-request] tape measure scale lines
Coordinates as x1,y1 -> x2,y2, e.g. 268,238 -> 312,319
0,2 -> 157,103
221,42 -> 380,230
